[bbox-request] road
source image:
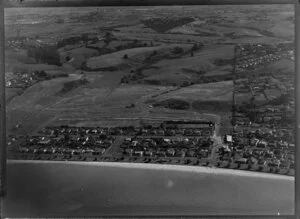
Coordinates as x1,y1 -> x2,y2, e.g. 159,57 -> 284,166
209,135 -> 223,160
103,136 -> 124,156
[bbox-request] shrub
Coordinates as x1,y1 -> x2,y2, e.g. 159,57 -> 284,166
65,56 -> 71,62
172,46 -> 184,54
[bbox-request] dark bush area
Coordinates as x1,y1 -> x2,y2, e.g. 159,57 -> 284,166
31,70 -> 68,81
153,99 -> 190,110
115,41 -> 149,51
33,70 -> 47,78
196,74 -> 234,84
57,79 -> 89,95
267,93 -> 290,106
27,46 -> 61,66
51,73 -> 69,79
192,100 -> 232,112
172,46 -> 184,54
143,17 -> 195,33
57,34 -> 98,48
144,79 -> 161,85
214,58 -> 234,66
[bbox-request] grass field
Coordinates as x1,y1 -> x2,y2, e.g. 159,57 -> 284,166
85,43 -> 193,70
59,47 -> 99,68
86,46 -> 161,69
141,44 -> 234,85
6,88 -> 23,103
154,81 -> 233,102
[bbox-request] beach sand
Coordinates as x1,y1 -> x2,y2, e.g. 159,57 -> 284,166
4,160 -> 294,217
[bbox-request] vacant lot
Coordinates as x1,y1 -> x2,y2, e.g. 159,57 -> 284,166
59,47 -> 99,68
154,80 -> 233,102
86,46 -> 162,70
6,75 -> 84,134
5,54 -> 75,74
85,43 -> 193,71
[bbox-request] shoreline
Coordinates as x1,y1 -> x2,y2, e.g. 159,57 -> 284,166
7,159 -> 294,181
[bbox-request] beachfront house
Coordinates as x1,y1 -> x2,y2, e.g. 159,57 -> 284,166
235,158 -> 247,164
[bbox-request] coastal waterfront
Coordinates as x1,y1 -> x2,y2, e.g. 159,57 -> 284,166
4,5 -> 295,217
4,160 -> 294,217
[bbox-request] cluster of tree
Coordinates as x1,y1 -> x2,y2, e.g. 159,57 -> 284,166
27,45 -> 61,66
32,70 -> 47,78
277,42 -> 294,51
143,50 -> 160,63
55,17 -> 64,24
180,81 -> 193,87
191,43 -> 203,51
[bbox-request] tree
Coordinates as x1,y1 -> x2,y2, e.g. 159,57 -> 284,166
172,46 -> 184,54
133,39 -> 138,44
247,164 -> 252,170
123,54 -> 128,59
225,162 -> 231,168
104,32 -> 114,47
65,56 -> 71,62
191,52 -> 194,57
192,43 -> 198,51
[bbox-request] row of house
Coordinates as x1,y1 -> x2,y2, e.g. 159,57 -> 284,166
15,134 -> 115,156
39,125 -> 214,137
5,72 -> 37,89
121,137 -> 212,158
236,43 -> 293,72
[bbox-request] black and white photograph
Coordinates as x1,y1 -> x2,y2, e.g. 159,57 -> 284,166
0,0 -> 297,217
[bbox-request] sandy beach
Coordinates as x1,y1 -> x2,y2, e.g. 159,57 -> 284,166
7,159 -> 294,180
4,160 -> 295,217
